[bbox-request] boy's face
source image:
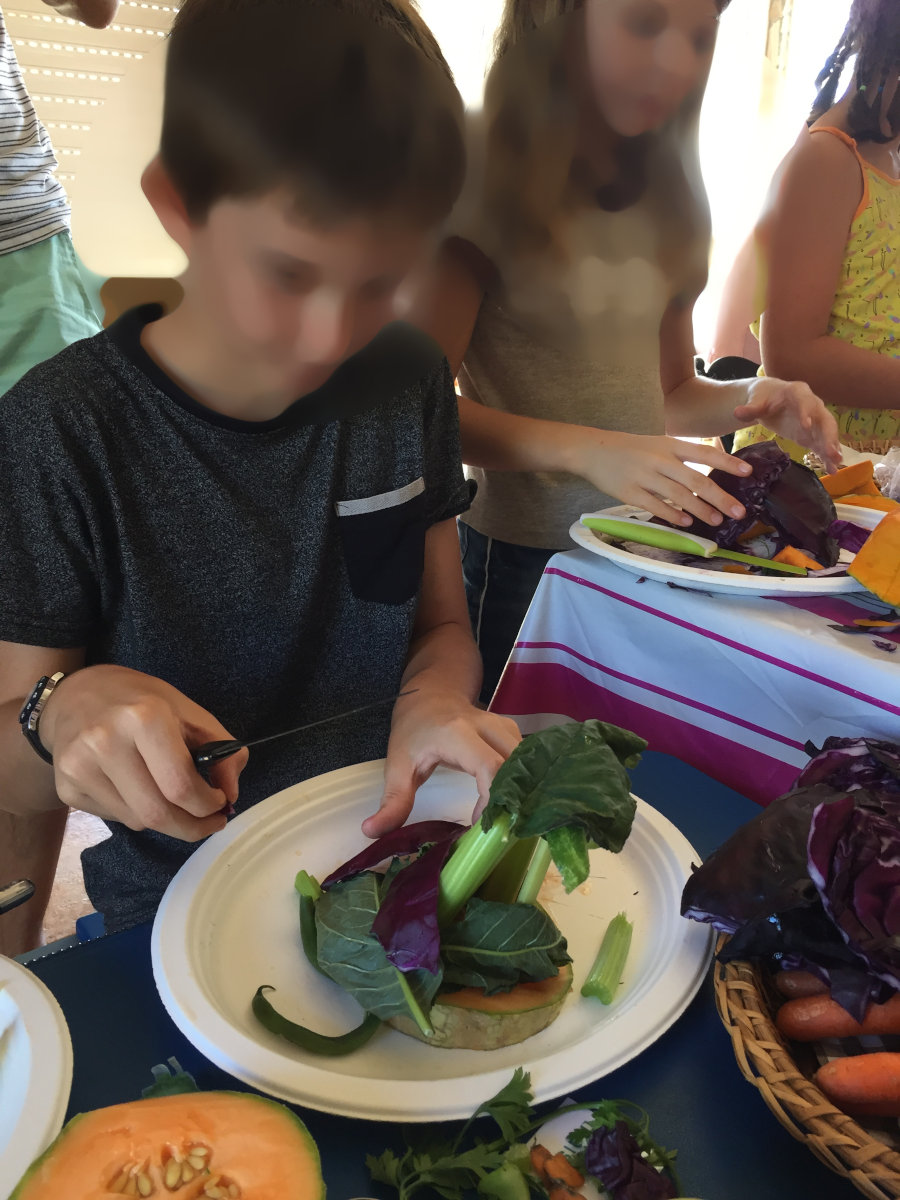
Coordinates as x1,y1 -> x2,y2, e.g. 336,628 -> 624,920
185,190 -> 431,401
584,0 -> 719,137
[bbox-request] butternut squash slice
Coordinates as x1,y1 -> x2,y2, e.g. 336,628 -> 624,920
849,509 -> 900,607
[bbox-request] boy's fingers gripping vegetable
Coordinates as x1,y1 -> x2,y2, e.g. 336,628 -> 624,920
252,985 -> 381,1055
10,1091 -> 324,1200
814,1052 -> 900,1117
776,992 -> 900,1041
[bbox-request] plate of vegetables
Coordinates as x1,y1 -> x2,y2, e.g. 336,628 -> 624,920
152,722 -> 712,1122
570,441 -> 870,597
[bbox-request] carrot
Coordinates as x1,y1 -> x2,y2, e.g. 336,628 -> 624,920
543,1153 -> 585,1189
815,1052 -> 900,1117
773,970 -> 829,999
772,546 -> 824,571
530,1144 -> 552,1180
776,992 -> 900,1041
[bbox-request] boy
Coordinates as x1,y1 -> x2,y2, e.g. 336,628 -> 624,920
0,0 -> 520,938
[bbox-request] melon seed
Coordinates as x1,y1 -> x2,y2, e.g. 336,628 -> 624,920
108,1168 -> 133,1194
163,1160 -> 182,1190
188,1155 -> 207,1171
137,1172 -> 154,1197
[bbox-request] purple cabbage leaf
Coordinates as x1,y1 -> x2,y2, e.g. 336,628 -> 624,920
370,830 -> 463,975
666,441 -> 838,566
584,1122 -> 676,1200
808,789 -> 900,992
321,819 -> 466,888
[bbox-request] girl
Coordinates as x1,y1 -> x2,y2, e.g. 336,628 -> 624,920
736,0 -> 900,458
414,0 -> 840,703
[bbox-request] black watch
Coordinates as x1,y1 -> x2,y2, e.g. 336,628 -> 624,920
19,672 -> 66,764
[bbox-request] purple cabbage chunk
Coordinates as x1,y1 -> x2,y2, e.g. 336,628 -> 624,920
584,1122 -> 676,1200
673,441 -> 839,566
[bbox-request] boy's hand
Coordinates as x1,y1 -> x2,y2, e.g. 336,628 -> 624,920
362,689 -> 521,837
570,430 -> 752,527
39,665 -> 247,840
733,377 -> 843,472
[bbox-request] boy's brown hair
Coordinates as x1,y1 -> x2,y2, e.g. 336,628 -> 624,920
161,0 -> 465,227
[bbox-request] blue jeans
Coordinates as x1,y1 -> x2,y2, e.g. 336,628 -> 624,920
458,521 -> 554,706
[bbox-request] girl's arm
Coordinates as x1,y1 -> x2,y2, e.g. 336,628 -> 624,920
761,129 -> 900,408
661,296 -> 842,471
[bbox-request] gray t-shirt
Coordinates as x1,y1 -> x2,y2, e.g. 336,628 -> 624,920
0,306 -> 471,931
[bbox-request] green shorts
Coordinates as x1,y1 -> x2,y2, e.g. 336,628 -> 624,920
0,231 -> 102,397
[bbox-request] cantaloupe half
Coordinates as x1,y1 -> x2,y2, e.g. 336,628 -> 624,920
11,1091 -> 325,1200
388,963 -> 573,1050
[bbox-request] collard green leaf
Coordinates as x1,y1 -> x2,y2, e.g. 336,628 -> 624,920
545,826 -> 591,894
484,721 -> 639,854
315,874 -> 442,1019
440,897 -> 570,994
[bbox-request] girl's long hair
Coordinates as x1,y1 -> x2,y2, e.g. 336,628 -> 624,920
810,0 -> 900,142
476,1 -> 729,305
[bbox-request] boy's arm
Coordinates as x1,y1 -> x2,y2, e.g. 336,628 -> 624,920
40,0 -> 119,29
0,640 -> 245,840
660,297 -> 842,472
361,518 -> 521,837
760,130 -> 900,409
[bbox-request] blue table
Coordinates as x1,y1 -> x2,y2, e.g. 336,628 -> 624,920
28,753 -> 857,1199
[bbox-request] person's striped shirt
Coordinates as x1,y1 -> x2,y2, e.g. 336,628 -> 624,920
0,7 -> 69,256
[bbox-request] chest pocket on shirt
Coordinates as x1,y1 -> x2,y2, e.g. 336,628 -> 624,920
335,477 -> 427,604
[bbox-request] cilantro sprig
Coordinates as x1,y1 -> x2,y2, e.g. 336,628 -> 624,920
366,1070 -> 682,1200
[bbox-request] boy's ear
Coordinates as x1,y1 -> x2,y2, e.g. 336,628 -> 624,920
141,155 -> 194,253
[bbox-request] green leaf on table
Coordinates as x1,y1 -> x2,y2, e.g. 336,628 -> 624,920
315,873 -> 442,1020
466,1067 -> 535,1144
441,899 -> 570,994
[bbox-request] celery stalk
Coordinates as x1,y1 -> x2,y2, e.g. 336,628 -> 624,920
394,967 -> 433,1038
294,870 -> 323,901
581,912 -> 633,1004
478,836 -> 538,903
515,839 -> 552,906
437,811 -> 514,924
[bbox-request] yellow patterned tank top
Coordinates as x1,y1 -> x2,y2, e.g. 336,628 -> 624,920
735,125 -> 900,458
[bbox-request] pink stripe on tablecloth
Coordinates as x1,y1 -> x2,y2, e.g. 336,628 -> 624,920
510,640 -> 804,751
776,596 -> 900,644
492,661 -> 796,805
544,567 -> 900,717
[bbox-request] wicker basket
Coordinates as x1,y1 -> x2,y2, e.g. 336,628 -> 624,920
714,948 -> 900,1200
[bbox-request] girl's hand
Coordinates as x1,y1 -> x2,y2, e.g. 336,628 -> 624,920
362,689 -> 521,837
571,430 -> 752,527
733,377 -> 842,472
40,665 -> 247,840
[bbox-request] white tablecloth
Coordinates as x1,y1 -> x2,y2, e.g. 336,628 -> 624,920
491,549 -> 900,804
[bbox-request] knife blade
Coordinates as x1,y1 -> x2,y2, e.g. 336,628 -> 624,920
192,689 -> 415,772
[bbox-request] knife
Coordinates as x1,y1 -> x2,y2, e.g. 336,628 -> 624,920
580,515 -> 807,575
192,689 -> 415,773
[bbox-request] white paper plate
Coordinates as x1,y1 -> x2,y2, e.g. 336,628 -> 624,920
0,957 -> 73,1200
570,505 -> 867,597
152,760 -> 711,1123
835,502 -> 887,532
